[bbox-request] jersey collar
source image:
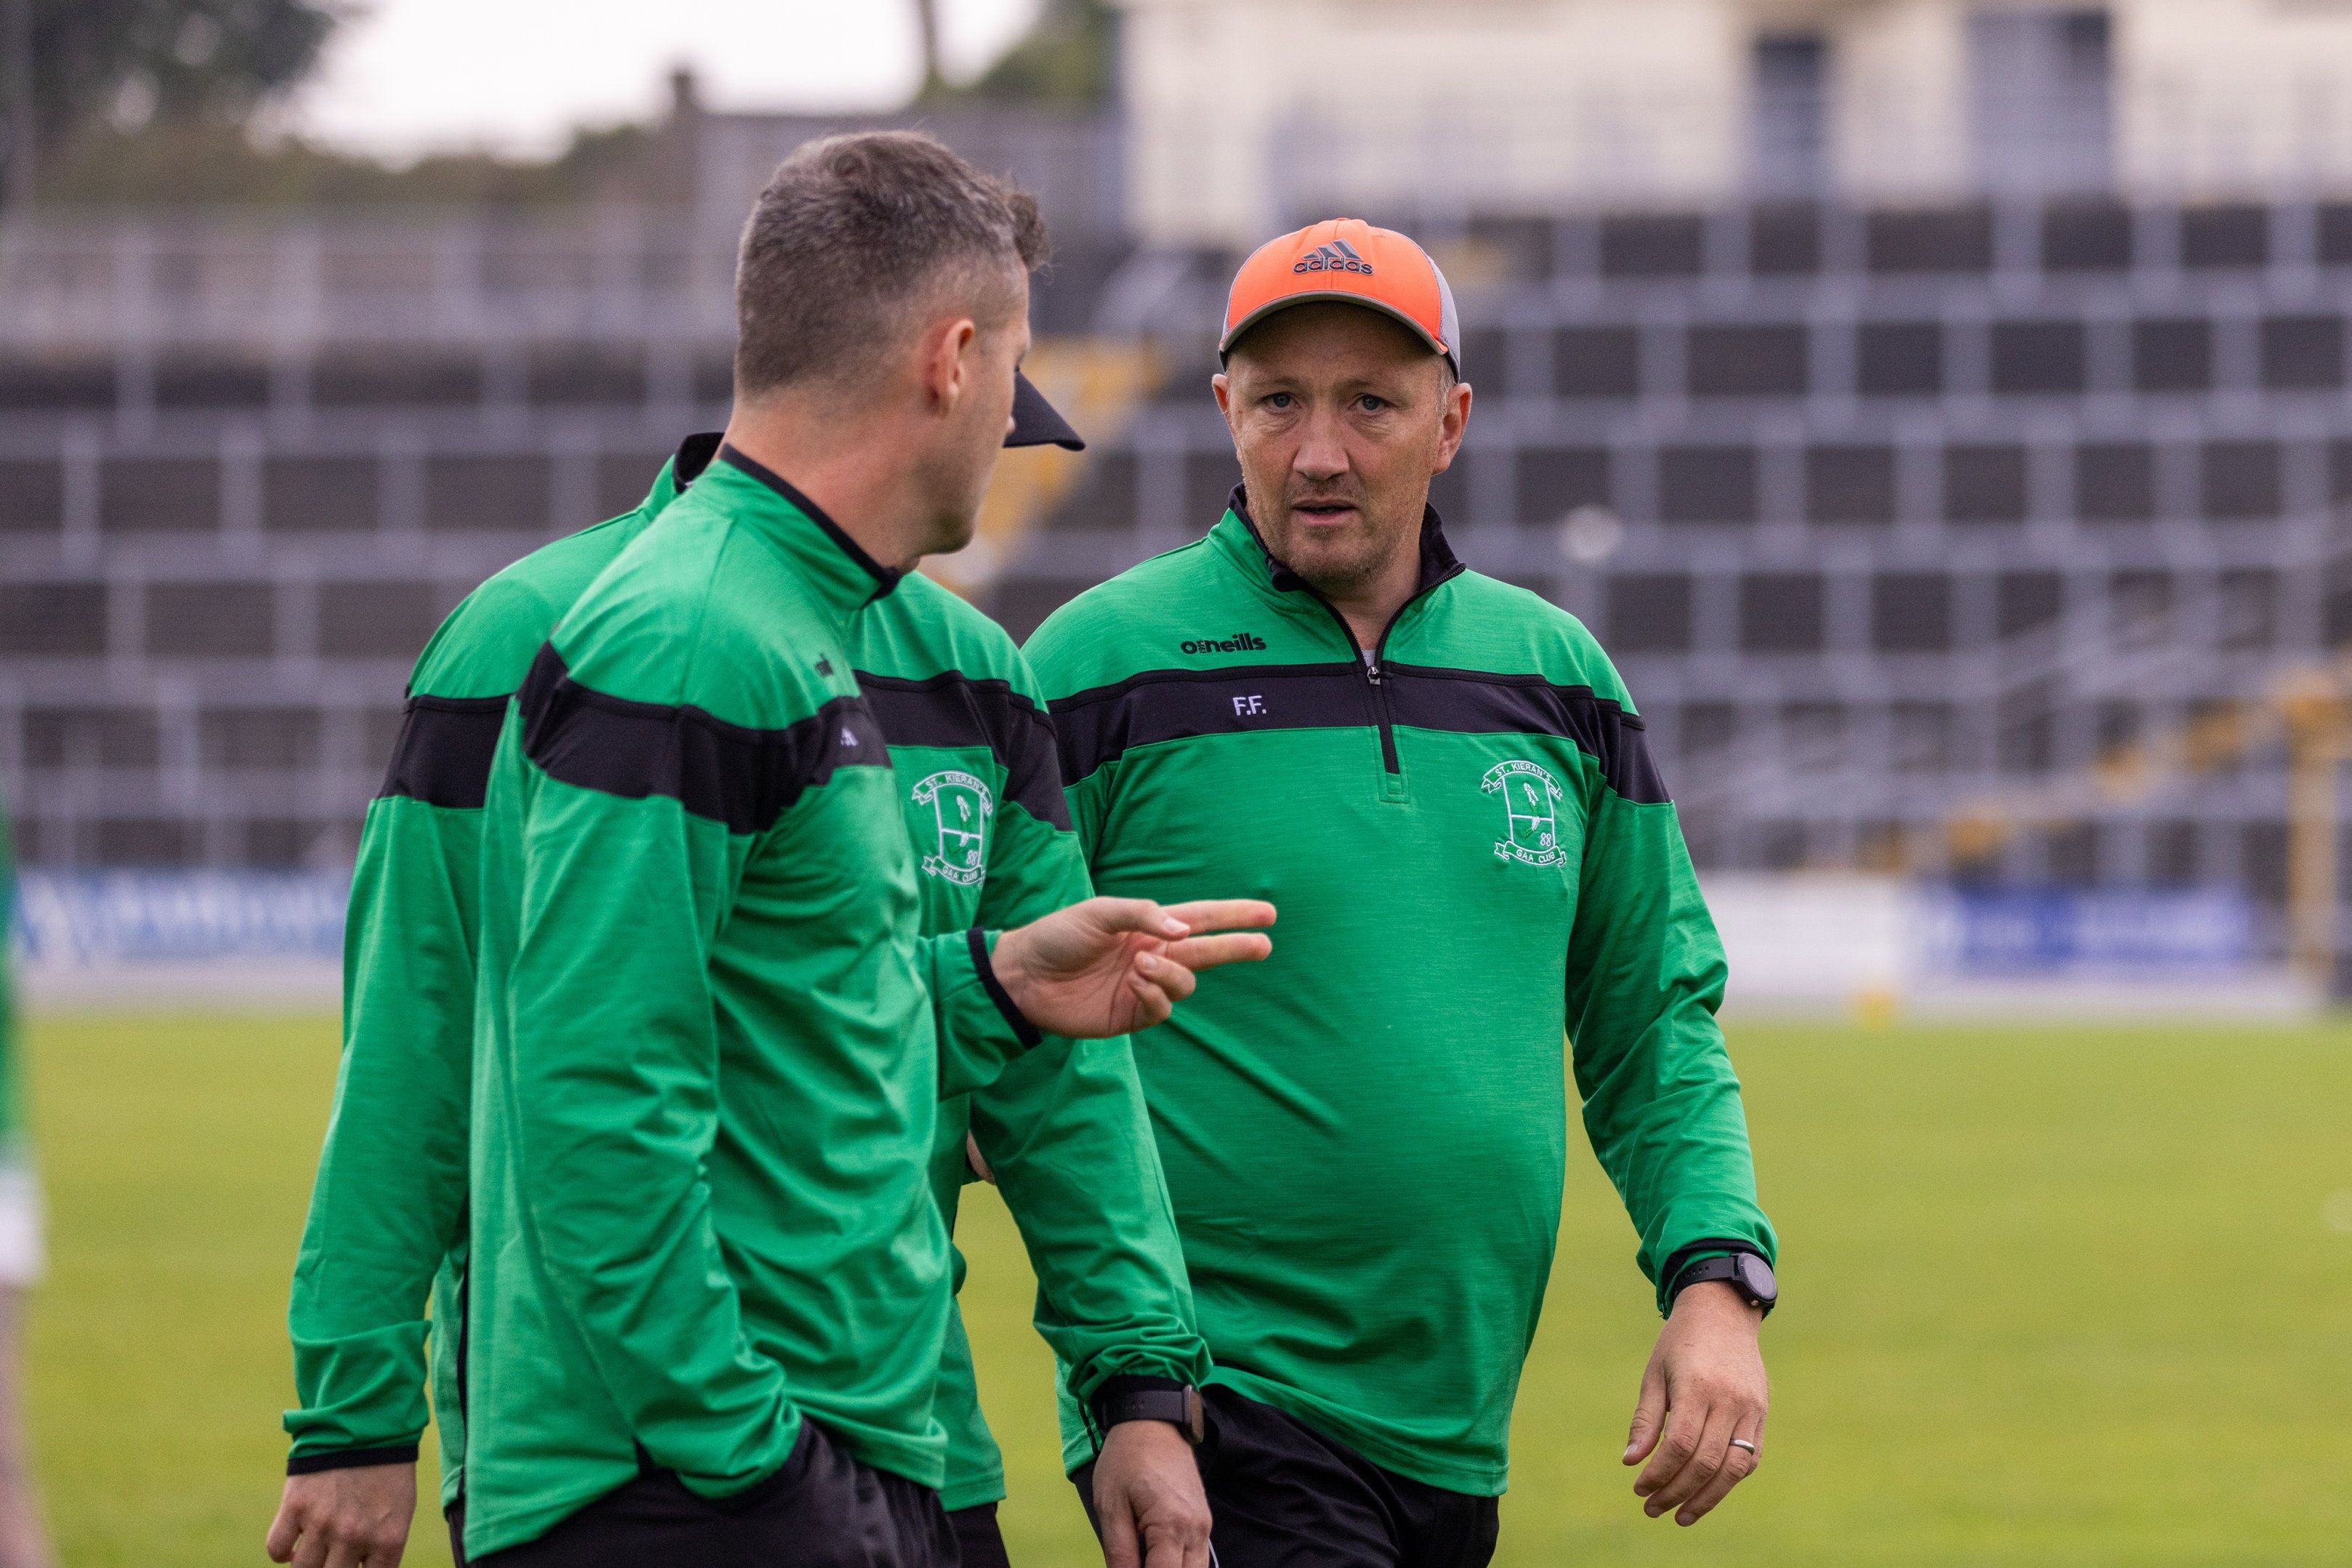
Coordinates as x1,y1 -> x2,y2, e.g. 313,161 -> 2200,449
644,431 -> 724,515
710,443 -> 906,622
1213,483 -> 1465,602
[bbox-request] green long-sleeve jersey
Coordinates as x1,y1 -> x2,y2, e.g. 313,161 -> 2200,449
283,448 -> 712,1488
1025,494 -> 1777,1495
862,593 -> 1205,1511
285,442 -> 1202,1535
458,445 -> 1160,1558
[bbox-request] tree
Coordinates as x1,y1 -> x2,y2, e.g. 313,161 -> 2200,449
913,0 -> 944,96
1,0 -> 341,209
945,0 -> 1114,108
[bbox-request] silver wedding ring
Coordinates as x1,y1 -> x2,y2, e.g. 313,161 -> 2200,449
1729,1438 -> 1759,1454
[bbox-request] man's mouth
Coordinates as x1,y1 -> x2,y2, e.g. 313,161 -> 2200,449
1290,500 -> 1359,525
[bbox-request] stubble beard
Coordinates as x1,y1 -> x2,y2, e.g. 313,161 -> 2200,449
1269,503 -> 1418,603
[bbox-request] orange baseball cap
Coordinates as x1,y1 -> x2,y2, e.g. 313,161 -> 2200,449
1221,218 -> 1462,376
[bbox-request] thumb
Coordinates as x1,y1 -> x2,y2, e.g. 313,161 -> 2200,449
264,1503 -> 302,1564
1625,1359 -> 1668,1464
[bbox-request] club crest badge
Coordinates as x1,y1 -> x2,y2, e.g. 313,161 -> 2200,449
913,769 -> 993,886
1481,759 -> 1567,867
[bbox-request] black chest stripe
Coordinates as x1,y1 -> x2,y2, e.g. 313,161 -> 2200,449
1375,663 -> 1668,804
1051,660 -> 1669,804
517,643 -> 890,833
1050,662 -> 1371,783
378,695 -> 509,809
856,671 -> 1072,831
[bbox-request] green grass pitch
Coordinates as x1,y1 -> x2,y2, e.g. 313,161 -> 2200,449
17,1011 -> 2352,1565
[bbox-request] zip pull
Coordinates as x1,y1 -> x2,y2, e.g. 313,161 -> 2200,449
1365,662 -> 1383,684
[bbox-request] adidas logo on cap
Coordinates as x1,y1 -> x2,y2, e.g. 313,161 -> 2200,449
1293,238 -> 1374,276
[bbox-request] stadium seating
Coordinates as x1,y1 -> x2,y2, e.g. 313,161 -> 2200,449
3,195 -> 2346,921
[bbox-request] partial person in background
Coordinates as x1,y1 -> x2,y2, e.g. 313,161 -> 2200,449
0,812 -> 54,1568
1026,219 -> 1779,1567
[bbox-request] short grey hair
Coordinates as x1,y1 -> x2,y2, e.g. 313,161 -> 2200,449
733,131 -> 1049,400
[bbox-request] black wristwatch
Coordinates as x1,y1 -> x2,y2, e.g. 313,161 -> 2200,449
1668,1249 -> 1778,1314
1092,1376 -> 1206,1445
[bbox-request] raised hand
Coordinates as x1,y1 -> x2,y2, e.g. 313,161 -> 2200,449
989,897 -> 1276,1040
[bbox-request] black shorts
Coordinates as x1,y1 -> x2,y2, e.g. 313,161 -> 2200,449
947,1500 -> 1011,1568
466,1418 -> 957,1567
1073,1385 -> 1498,1568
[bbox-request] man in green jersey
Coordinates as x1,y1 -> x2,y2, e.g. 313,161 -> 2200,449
273,135 -> 1258,1568
272,423 -> 1211,1568
461,135 -> 1266,1568
1026,219 -> 1779,1567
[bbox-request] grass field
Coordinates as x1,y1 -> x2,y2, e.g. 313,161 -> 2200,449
17,1010 -> 2352,1566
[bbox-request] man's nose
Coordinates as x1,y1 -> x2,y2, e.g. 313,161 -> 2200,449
1292,407 -> 1350,482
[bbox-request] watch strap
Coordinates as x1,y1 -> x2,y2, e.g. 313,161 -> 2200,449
1666,1243 -> 1776,1314
1091,1375 -> 1205,1445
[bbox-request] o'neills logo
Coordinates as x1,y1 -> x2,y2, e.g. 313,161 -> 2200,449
1293,238 -> 1373,276
1180,633 -> 1268,655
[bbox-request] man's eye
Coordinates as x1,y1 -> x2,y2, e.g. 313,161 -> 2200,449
1357,395 -> 1386,413
1264,392 -> 1295,410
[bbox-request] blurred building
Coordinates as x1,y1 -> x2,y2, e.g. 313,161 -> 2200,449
1123,0 -> 2352,244
6,0 -> 2352,979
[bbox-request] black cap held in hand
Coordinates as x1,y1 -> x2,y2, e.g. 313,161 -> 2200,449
1008,369 -> 1086,450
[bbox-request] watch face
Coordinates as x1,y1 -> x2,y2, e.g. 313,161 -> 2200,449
1734,1253 -> 1779,1304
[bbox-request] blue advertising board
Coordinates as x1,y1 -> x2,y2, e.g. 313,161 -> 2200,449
9,872 -> 348,969
1921,887 -> 2259,978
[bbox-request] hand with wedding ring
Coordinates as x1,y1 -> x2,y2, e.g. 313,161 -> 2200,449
1622,1280 -> 1770,1527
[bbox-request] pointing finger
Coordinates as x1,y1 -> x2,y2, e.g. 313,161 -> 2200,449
1159,899 -> 1277,935
1078,897 -> 1191,938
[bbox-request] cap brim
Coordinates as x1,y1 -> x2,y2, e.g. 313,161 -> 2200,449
1007,370 -> 1085,450
1220,292 -> 1455,373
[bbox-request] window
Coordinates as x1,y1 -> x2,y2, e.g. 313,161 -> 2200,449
1970,8 -> 2113,195
1741,574 -> 1824,651
1873,574 -> 1952,652
1857,322 -> 1944,395
1945,445 -> 2029,523
1687,324 -> 1809,397
1806,445 -> 1897,525
1553,327 -> 1641,397
2133,318 -> 2212,392
1991,320 -> 2086,395
1607,575 -> 1693,654
1660,446 -> 1759,524
2261,316 -> 2345,390
1752,33 -> 1830,197
2076,442 -> 2155,522
2202,442 -> 2282,520
1516,448 -> 1611,521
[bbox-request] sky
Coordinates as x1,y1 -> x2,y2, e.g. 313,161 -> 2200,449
278,0 -> 1046,161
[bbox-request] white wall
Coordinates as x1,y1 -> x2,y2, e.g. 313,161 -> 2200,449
2119,0 -> 2352,198
1118,0 -> 1747,246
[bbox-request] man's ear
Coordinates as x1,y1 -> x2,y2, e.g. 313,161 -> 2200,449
920,317 -> 980,415
1432,379 -> 1474,473
1211,371 -> 1233,424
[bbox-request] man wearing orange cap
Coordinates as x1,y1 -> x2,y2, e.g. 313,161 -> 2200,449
1026,219 -> 1779,1563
